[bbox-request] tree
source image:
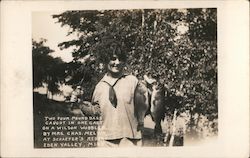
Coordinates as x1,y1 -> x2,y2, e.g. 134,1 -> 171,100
53,8 -> 217,134
33,39 -> 66,98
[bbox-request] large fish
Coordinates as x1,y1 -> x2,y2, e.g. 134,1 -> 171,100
134,75 -> 166,135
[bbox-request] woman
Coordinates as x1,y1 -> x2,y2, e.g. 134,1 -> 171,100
90,43 -> 142,147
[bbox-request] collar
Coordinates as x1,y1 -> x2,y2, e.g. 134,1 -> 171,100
101,73 -> 128,87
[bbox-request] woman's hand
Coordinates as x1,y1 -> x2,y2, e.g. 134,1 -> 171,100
79,101 -> 101,116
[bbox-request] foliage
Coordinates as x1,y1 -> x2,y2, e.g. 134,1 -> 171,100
52,9 -> 217,131
33,39 -> 66,96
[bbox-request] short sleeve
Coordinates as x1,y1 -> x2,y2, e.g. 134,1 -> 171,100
126,75 -> 139,91
92,82 -> 115,109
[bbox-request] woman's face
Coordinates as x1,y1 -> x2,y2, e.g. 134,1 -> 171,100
107,54 -> 125,77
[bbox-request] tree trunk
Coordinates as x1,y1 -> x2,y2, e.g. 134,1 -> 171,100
154,14 -> 157,31
141,9 -> 145,30
169,109 -> 177,146
46,84 -> 49,99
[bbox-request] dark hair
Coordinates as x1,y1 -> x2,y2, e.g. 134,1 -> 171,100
101,42 -> 127,64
